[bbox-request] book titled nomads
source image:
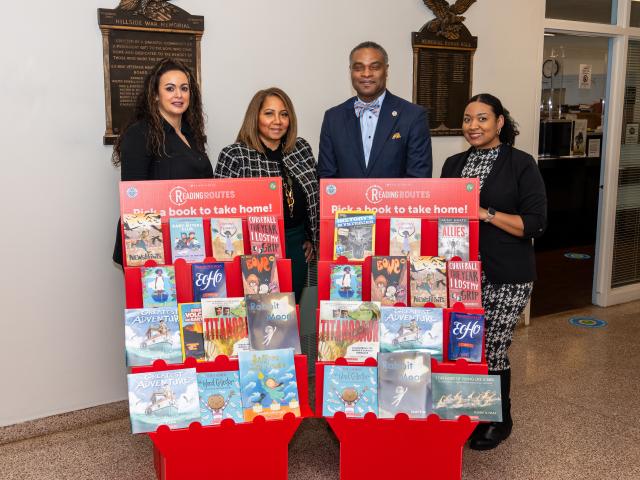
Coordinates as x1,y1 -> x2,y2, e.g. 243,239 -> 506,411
178,303 -> 205,362
330,264 -> 363,301
124,307 -> 182,366
448,312 -> 485,363
379,306 -> 443,360
201,297 -> 249,360
448,261 -> 482,308
317,300 -> 381,362
438,218 -> 469,261
169,217 -> 205,263
196,371 -> 243,425
322,365 -> 378,418
238,348 -> 301,421
191,262 -> 227,301
409,256 -> 447,307
389,218 -> 421,257
432,373 -> 502,421
122,212 -> 165,266
378,351 -> 432,419
141,266 -> 177,308
333,210 -> 376,261
241,254 -> 280,294
247,215 -> 282,258
246,293 -> 301,353
371,256 -> 408,306
127,368 -> 200,434
210,217 -> 244,260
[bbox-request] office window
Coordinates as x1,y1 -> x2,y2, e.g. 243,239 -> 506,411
631,1 -> 640,27
546,0 -> 616,24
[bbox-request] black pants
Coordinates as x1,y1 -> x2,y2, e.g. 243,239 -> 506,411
285,224 -> 307,304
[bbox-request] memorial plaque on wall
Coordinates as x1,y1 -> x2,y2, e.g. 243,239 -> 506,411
412,1 -> 478,136
98,2 -> 204,145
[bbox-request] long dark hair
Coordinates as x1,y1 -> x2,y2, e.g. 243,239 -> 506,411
467,93 -> 519,146
112,58 -> 206,166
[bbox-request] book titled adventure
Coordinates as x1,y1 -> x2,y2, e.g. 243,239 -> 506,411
246,293 -> 301,353
124,307 -> 182,366
197,371 -> 244,425
432,373 -> 502,421
317,300 -> 381,362
141,266 -> 177,308
247,215 -> 282,258
330,264 -> 363,301
178,303 -> 205,362
371,256 -> 408,306
389,218 -> 421,257
238,348 -> 301,421
241,254 -> 280,295
210,217 -> 244,260
438,218 -> 470,261
379,306 -> 444,360
409,256 -> 447,308
169,217 -> 205,263
127,368 -> 200,434
448,261 -> 482,308
448,312 -> 485,363
333,210 -> 376,261
378,351 -> 432,419
122,212 -> 165,266
191,262 -> 227,301
201,297 -> 249,360
322,365 -> 378,418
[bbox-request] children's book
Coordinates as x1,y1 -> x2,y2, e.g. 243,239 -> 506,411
246,293 -> 301,354
127,368 -> 200,434
322,365 -> 378,418
196,371 -> 243,425
389,218 -> 421,257
201,297 -> 249,360
124,307 -> 182,366
379,306 -> 443,360
432,373 -> 502,421
438,218 -> 469,261
169,217 -> 205,263
178,303 -> 205,362
448,312 -> 485,363
210,217 -> 244,260
122,212 -> 165,266
238,348 -> 300,421
448,261 -> 482,308
141,266 -> 177,308
329,264 -> 363,301
370,256 -> 408,306
317,300 -> 381,362
409,256 -> 447,308
241,254 -> 280,294
333,210 -> 376,261
378,351 -> 432,419
191,262 -> 227,301
247,215 -> 283,258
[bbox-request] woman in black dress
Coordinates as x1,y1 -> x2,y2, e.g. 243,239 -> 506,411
441,93 -> 547,450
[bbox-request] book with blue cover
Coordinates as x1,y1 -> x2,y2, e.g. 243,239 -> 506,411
378,351 -> 432,419
141,266 -> 177,308
238,348 -> 301,421
448,312 -> 485,363
169,217 -> 205,263
201,297 -> 249,360
192,262 -> 227,301
379,306 -> 443,360
432,373 -> 502,421
127,368 -> 200,434
322,365 -> 378,418
246,293 -> 301,354
210,217 -> 245,260
196,371 -> 243,425
178,303 -> 205,362
329,264 -> 362,301
371,256 -> 408,306
124,307 -> 183,366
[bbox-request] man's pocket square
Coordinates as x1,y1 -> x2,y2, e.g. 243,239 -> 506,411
392,132 -> 401,140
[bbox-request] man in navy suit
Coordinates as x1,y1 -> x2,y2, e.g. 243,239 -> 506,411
318,41 -> 432,178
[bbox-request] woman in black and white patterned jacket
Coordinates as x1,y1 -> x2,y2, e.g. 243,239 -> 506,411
214,87 -> 319,303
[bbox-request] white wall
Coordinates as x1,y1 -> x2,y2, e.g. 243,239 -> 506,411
0,0 -> 545,426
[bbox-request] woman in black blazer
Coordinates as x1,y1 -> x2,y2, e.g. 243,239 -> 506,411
441,93 -> 547,450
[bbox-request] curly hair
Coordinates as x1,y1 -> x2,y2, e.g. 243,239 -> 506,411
467,93 -> 520,146
112,58 -> 206,166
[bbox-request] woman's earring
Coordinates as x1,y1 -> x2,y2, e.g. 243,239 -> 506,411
497,128 -> 502,135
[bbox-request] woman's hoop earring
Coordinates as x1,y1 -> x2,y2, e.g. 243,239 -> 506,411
497,128 -> 502,135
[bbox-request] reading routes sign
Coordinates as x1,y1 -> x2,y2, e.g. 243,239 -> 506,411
319,178 -> 479,220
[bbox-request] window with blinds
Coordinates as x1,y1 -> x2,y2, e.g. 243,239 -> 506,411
611,40 -> 640,287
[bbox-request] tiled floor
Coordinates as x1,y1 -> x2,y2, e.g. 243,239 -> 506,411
1,300 -> 638,480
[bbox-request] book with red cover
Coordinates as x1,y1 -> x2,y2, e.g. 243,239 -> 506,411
448,261 -> 482,308
247,215 -> 282,258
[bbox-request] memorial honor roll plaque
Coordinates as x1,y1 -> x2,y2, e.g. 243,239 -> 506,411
98,1 -> 204,144
412,0 -> 478,137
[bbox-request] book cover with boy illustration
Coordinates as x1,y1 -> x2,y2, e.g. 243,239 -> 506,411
370,256 -> 408,306
169,217 -> 205,263
141,266 -> 177,308
322,365 -> 378,418
389,217 -> 421,257
196,371 -> 243,425
210,217 -> 245,260
241,254 -> 280,295
125,307 -> 182,367
122,212 -> 165,266
329,264 -> 363,301
201,297 -> 249,360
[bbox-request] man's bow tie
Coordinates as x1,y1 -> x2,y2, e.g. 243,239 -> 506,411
354,99 -> 381,118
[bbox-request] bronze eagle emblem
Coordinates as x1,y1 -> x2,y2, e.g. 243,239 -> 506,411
117,0 -> 178,22
423,0 -> 477,40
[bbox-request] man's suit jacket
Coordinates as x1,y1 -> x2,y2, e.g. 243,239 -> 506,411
317,91 -> 432,178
